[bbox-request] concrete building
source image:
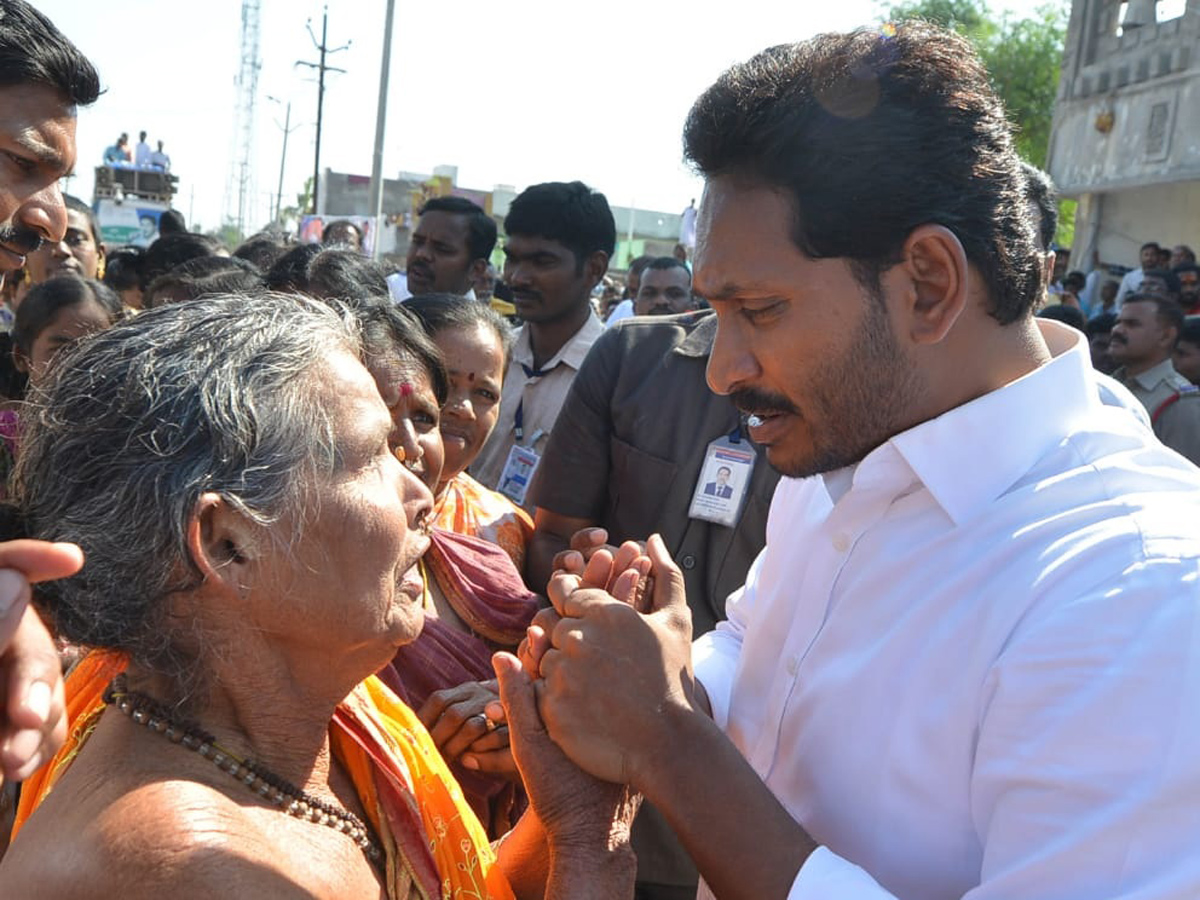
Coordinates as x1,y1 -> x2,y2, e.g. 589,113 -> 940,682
1047,0 -> 1199,270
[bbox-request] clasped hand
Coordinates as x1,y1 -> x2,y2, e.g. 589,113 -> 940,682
519,531 -> 698,789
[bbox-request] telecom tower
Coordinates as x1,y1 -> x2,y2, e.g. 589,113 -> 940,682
225,0 -> 262,236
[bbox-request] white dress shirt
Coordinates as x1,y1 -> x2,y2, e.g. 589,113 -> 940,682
470,313 -> 605,506
1114,267 -> 1147,307
693,321 -> 1200,900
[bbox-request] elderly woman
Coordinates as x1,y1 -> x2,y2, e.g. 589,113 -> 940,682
345,298 -> 539,838
1,294 -> 637,898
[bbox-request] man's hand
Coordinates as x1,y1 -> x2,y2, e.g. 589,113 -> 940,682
518,537 -> 651,679
0,540 -> 85,783
536,533 -> 695,787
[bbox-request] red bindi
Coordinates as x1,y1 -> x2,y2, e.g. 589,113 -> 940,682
399,382 -> 414,397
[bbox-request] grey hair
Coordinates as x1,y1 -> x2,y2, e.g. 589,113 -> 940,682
12,293 -> 361,695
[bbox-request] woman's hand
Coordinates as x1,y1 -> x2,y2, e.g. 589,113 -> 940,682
493,652 -> 640,853
417,680 -> 517,778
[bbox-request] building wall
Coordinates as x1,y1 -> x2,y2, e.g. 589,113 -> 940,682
1048,0 -> 1200,268
1077,180 -> 1200,267
1048,0 -> 1200,194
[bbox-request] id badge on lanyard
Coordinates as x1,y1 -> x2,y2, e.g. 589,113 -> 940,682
687,426 -> 756,527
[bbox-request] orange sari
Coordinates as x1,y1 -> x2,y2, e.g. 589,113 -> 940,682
433,472 -> 533,572
14,651 -> 514,900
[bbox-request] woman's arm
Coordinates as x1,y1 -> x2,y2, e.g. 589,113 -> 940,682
492,653 -> 637,900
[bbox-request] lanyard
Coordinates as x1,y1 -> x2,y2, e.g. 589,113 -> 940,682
514,361 -> 551,442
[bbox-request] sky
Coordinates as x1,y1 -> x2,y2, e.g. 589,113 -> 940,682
38,0 -> 1064,234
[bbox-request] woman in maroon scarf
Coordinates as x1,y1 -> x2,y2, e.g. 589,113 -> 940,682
350,299 -> 540,838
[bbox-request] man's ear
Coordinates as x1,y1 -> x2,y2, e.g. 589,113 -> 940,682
584,250 -> 610,290
12,343 -> 29,375
185,492 -> 258,594
469,258 -> 488,282
894,224 -> 969,346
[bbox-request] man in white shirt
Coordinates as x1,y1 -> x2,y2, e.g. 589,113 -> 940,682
147,140 -> 170,171
508,22 -> 1200,900
470,181 -> 613,509
133,130 -> 150,168
403,195 -> 495,301
1114,241 -> 1162,307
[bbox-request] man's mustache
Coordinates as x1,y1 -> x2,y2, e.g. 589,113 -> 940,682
0,224 -> 44,254
730,387 -> 799,417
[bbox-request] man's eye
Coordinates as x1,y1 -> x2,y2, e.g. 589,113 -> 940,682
5,152 -> 36,175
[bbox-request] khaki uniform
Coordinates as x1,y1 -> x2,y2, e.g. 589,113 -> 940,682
1114,358 -> 1200,466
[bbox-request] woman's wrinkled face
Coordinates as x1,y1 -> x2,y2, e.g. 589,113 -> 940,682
258,352 -> 433,661
366,350 -> 445,493
433,324 -> 505,491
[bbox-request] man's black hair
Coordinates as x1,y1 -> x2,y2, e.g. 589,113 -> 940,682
683,22 -> 1042,325
1021,162 -> 1057,253
1141,242 -> 1161,252
265,245 -> 388,301
1086,311 -> 1117,339
1179,315 -> 1200,348
1143,268 -> 1182,295
144,256 -> 263,309
645,256 -> 692,280
504,181 -> 616,273
419,196 -> 498,262
158,209 -> 187,236
102,246 -> 143,292
140,233 -> 223,290
0,0 -> 100,105
1125,292 -> 1185,340
232,232 -> 290,273
1036,303 -> 1085,332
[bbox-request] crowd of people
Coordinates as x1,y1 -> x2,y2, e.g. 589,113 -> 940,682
103,129 -> 171,170
1,1 -> 1199,898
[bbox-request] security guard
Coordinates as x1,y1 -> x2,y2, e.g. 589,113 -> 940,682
1110,292 -> 1200,466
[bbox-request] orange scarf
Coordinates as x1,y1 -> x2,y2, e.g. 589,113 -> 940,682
432,472 -> 533,572
14,651 -> 514,900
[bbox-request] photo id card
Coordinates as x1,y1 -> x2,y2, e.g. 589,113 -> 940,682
498,444 -> 541,506
688,434 -> 756,527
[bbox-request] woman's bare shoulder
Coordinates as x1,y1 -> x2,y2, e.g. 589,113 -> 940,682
2,777 -> 315,899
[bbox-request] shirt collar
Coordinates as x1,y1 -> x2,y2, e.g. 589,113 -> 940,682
878,320 -> 1101,527
1130,358 -> 1177,392
675,310 -> 718,358
513,313 -> 604,373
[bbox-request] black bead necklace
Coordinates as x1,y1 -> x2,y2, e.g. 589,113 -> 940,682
103,674 -> 382,864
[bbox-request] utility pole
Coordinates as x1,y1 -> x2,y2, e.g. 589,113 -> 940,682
267,95 -> 299,226
297,6 -> 348,216
368,0 -> 396,260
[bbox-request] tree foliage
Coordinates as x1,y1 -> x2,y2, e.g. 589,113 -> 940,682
880,0 -> 1074,245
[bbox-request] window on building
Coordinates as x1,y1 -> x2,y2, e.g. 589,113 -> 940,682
1117,0 -> 1188,34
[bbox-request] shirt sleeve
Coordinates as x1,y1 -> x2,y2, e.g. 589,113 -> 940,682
526,328 -> 620,518
692,547 -> 767,730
